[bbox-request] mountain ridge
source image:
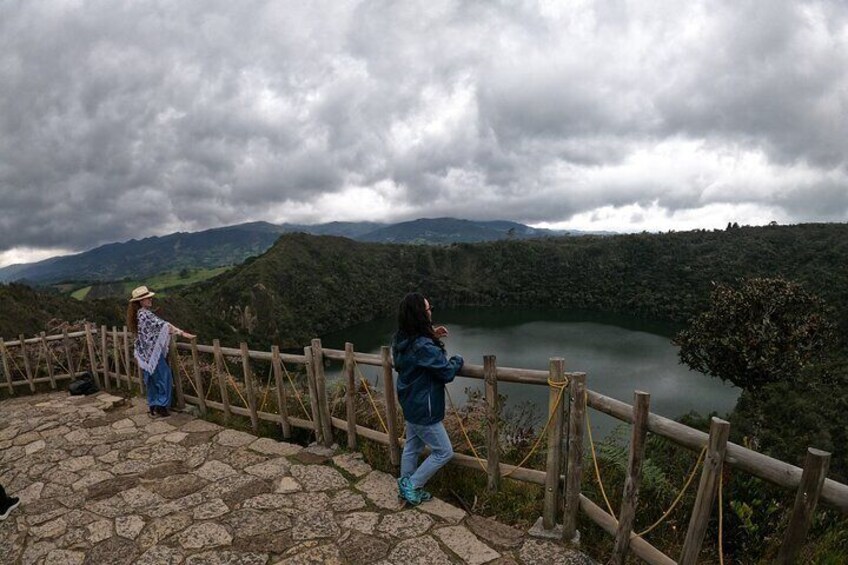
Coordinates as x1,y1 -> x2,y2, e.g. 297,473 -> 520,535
0,218 -> 573,284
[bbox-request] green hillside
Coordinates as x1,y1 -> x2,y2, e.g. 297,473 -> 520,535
185,224 -> 848,348
0,284 -> 123,339
8,223 -> 848,351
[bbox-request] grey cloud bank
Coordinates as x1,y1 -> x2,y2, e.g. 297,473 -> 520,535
1,0 -> 846,266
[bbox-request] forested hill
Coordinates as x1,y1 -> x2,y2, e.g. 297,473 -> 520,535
0,284 -> 123,338
0,218 -> 566,286
186,223 -> 848,348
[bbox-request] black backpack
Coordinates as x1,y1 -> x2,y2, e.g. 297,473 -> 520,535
68,372 -> 99,396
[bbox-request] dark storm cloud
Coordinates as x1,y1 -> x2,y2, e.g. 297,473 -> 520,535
1,0 -> 846,262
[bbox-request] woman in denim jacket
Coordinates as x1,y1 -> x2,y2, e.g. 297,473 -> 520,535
392,292 -> 464,505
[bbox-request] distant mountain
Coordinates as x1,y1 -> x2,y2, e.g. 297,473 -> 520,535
357,218 -> 563,243
0,218 -> 568,285
0,222 -> 288,285
282,221 -> 386,238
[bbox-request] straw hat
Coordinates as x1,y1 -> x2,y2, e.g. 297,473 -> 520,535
129,286 -> 156,302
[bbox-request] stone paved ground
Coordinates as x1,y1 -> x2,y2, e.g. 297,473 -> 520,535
0,391 -> 594,565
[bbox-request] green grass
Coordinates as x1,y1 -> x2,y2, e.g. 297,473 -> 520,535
135,266 -> 232,291
63,266 -> 232,299
70,286 -> 91,300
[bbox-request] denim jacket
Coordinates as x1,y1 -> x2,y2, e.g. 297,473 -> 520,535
392,332 -> 464,426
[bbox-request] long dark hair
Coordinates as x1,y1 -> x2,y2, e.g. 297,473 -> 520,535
396,292 -> 442,349
126,301 -> 141,335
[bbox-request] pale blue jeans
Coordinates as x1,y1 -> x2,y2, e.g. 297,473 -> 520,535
401,420 -> 454,489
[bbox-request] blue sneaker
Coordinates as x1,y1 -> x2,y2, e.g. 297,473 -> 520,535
418,488 -> 433,502
398,476 -> 423,506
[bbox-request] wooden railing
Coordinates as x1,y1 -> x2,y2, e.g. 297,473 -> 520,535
1,327 -> 845,564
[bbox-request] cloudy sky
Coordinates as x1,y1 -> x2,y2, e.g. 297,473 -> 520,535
1,0 -> 847,267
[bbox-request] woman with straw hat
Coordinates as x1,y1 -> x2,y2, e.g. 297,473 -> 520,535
127,286 -> 195,417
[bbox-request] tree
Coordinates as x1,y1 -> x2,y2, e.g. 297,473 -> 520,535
674,278 -> 836,390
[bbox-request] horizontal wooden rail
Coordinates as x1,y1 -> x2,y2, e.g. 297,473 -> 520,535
579,495 -> 676,565
184,395 -> 315,431
176,342 -> 306,364
323,347 -> 576,386
9,331 -> 848,512
329,416 -> 549,485
587,390 -> 848,512
7,372 -> 87,386
322,349 -> 381,365
2,329 -> 99,347
13,328 -> 847,565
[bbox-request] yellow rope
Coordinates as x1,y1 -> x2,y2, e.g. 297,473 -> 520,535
350,356 -> 568,479
75,343 -> 86,374
205,363 -> 215,401
445,387 -> 488,471
360,375 -> 390,435
584,396 -> 711,539
33,344 -> 44,375
503,377 -> 568,478
70,334 -> 86,375
7,348 -> 24,376
46,345 -> 70,377
352,360 -> 376,389
219,353 -> 249,407
636,446 -> 707,537
281,358 -> 312,421
352,360 -> 393,435
175,353 -> 200,397
259,364 -> 273,412
445,376 -> 569,477
719,469 -> 725,565
586,407 -> 617,517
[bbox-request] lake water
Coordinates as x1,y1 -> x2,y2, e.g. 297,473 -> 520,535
321,308 -> 740,439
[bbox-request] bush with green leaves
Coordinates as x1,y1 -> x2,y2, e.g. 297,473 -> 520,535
674,278 -> 836,390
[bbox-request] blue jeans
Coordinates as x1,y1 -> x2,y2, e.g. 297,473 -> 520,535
143,355 -> 173,409
401,420 -> 454,489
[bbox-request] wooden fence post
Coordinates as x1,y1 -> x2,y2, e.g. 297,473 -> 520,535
610,391 -> 651,564
484,355 -> 500,491
190,338 -> 207,416
776,448 -> 831,564
271,345 -> 292,439
126,329 -> 144,393
84,324 -> 102,390
112,326 -> 121,388
170,337 -> 185,409
40,332 -> 57,390
241,342 -> 259,433
100,325 -> 110,391
344,342 -> 357,450
0,338 -> 13,394
679,417 -> 731,565
311,339 -> 334,447
543,357 -> 567,529
381,345 -> 401,466
131,326 -> 145,395
63,328 -> 75,379
563,372 -> 587,543
304,346 -> 324,444
122,327 -> 132,391
19,335 -> 35,392
213,339 -> 231,423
